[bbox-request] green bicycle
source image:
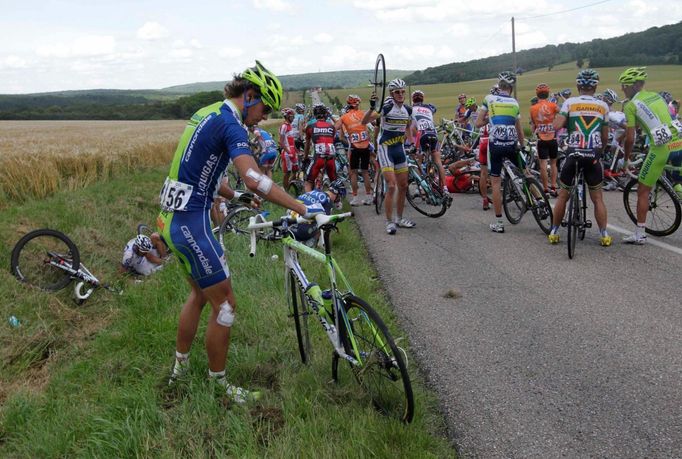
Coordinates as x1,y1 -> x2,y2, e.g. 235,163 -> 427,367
247,212 -> 414,423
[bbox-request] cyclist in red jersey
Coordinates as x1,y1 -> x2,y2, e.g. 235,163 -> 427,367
304,104 -> 337,192
279,107 -> 298,189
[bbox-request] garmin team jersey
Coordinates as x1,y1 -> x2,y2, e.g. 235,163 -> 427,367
159,100 -> 251,213
560,95 -> 609,150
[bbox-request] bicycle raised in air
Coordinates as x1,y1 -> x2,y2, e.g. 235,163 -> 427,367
246,212 -> 414,423
500,153 -> 553,234
11,228 -> 121,304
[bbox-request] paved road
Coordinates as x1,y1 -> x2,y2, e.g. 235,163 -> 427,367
353,190 -> 682,457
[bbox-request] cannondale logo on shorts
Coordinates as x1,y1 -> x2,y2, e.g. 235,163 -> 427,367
180,225 -> 213,274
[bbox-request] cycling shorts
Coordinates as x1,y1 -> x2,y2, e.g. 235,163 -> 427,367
349,146 -> 371,171
377,142 -> 408,173
537,139 -> 558,160
281,149 -> 299,173
488,144 -> 518,177
259,150 -> 277,166
478,138 -> 489,166
418,133 -> 439,154
638,143 -> 677,187
306,156 -> 337,183
559,149 -> 604,190
157,210 -> 229,288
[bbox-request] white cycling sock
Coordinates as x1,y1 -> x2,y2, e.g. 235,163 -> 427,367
172,351 -> 189,377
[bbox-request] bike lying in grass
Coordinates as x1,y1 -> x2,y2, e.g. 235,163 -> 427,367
246,212 -> 415,423
11,228 -> 121,304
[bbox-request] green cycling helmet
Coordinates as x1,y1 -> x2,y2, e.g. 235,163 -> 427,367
465,97 -> 476,108
241,60 -> 283,111
618,67 -> 647,85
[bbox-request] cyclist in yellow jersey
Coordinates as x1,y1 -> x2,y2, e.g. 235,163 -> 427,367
619,67 -> 682,244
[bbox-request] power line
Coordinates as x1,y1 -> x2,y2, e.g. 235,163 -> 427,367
516,0 -> 613,21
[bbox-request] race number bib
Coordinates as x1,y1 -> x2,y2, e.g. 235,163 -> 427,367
651,124 -> 672,146
159,177 -> 193,211
349,131 -> 368,144
315,143 -> 333,156
491,125 -> 517,141
536,124 -> 554,133
417,119 -> 434,131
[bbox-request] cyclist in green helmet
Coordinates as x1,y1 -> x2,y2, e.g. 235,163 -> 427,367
619,67 -> 682,244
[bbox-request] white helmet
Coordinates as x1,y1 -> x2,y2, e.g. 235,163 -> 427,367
135,234 -> 153,253
602,89 -> 619,105
388,78 -> 407,92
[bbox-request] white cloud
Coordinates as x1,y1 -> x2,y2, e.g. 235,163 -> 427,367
314,33 -> 334,44
219,47 -> 244,58
169,48 -> 193,58
1,55 -> 27,69
190,39 -> 202,49
252,0 -> 291,12
137,22 -> 169,40
36,35 -> 116,58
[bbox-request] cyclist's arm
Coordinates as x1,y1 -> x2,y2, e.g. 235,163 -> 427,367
623,127 -> 636,162
515,118 -> 525,146
151,233 -> 168,259
233,154 -> 306,215
361,109 -> 379,125
304,134 -> 311,160
553,114 -> 567,132
217,177 -> 236,200
474,108 -> 487,128
279,127 -> 290,154
144,251 -> 164,265
600,124 -> 609,154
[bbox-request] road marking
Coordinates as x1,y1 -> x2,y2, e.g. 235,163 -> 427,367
607,223 -> 682,256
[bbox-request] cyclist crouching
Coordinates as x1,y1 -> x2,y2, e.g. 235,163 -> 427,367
548,69 -> 612,246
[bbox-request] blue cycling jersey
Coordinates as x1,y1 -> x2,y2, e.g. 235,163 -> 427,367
159,100 -> 252,213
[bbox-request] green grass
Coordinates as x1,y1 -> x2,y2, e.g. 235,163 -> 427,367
325,63 -> 682,124
0,167 -> 454,457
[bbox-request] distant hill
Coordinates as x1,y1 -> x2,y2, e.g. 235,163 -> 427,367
405,21 -> 682,85
161,69 -> 415,93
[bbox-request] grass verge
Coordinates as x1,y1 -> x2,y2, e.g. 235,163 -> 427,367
0,166 -> 455,457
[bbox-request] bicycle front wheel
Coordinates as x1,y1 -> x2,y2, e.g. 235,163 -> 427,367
289,271 -> 311,364
11,228 -> 80,292
502,177 -> 526,224
373,54 -> 386,113
218,206 -> 259,257
526,177 -> 553,234
340,295 -> 414,423
406,174 -> 447,218
374,176 -> 385,215
567,187 -> 579,259
623,178 -> 681,236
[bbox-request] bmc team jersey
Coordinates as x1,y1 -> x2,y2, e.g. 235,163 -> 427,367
530,99 -> 560,141
411,103 -> 437,136
338,109 -> 370,149
559,96 -> 609,150
159,100 -> 251,213
480,92 -> 521,147
378,99 -> 412,145
306,120 -> 336,157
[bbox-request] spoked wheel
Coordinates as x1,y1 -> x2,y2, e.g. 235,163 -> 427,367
623,178 -> 681,236
502,177 -> 526,224
372,54 -> 386,113
11,228 -> 80,292
218,206 -> 259,258
406,174 -> 447,218
578,186 -> 588,241
567,187 -> 579,259
287,179 -> 305,198
526,177 -> 553,235
374,176 -> 386,215
289,271 -> 311,364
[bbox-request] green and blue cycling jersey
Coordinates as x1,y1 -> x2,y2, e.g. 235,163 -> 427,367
479,92 -> 520,147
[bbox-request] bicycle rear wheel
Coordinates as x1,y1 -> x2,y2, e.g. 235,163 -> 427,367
372,54 -> 386,113
218,206 -> 259,258
623,178 -> 681,236
526,177 -> 553,234
502,176 -> 526,224
11,228 -> 80,292
567,187 -> 579,259
339,295 -> 414,423
578,184 -> 588,241
289,270 -> 311,364
406,173 -> 447,218
374,176 -> 386,215
287,179 -> 304,197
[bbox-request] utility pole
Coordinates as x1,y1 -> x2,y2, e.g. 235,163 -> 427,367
512,16 -> 517,99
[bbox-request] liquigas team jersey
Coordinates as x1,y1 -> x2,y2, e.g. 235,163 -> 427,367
378,99 -> 412,146
411,103 -> 437,135
480,92 -> 520,147
559,95 -> 609,150
159,100 -> 252,213
624,90 -> 682,147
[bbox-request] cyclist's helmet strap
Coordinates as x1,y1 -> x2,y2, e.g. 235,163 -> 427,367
240,60 -> 283,112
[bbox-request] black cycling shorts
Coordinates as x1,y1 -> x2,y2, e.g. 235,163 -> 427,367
419,133 -> 438,153
349,147 -> 371,171
537,139 -> 558,160
559,149 -> 603,190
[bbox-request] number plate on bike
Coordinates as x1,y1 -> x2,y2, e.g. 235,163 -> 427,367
159,177 -> 193,211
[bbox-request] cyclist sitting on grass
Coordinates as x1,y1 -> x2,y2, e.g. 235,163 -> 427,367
304,103 -> 337,192
158,60 -> 325,403
547,69 -> 612,247
289,179 -> 347,247
619,67 -> 682,244
119,232 -> 167,276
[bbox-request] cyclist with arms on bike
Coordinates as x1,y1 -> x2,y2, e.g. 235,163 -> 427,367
279,107 -> 299,190
362,79 -> 415,234
158,61 -> 324,402
619,67 -> 682,244
548,69 -> 612,246
336,94 -> 373,205
529,83 -> 560,197
409,90 -> 447,193
304,103 -> 337,192
475,71 -> 525,233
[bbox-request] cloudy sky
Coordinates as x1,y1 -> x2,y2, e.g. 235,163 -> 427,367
0,0 -> 679,94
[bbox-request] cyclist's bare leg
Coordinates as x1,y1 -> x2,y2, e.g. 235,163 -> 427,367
432,149 -> 447,188
539,158 -> 549,190
589,188 -> 608,230
202,278 -> 238,373
362,170 -> 372,195
396,170 -> 409,218
175,278 -> 207,355
383,170 -> 397,222
551,188 -> 570,227
350,168 -> 359,197
636,183 -> 653,224
549,158 -> 558,190
480,165 -> 489,199
491,176 -> 503,215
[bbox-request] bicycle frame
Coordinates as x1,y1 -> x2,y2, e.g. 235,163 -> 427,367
46,251 -> 106,301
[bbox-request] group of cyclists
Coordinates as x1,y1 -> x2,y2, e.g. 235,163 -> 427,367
152,59 -> 682,403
